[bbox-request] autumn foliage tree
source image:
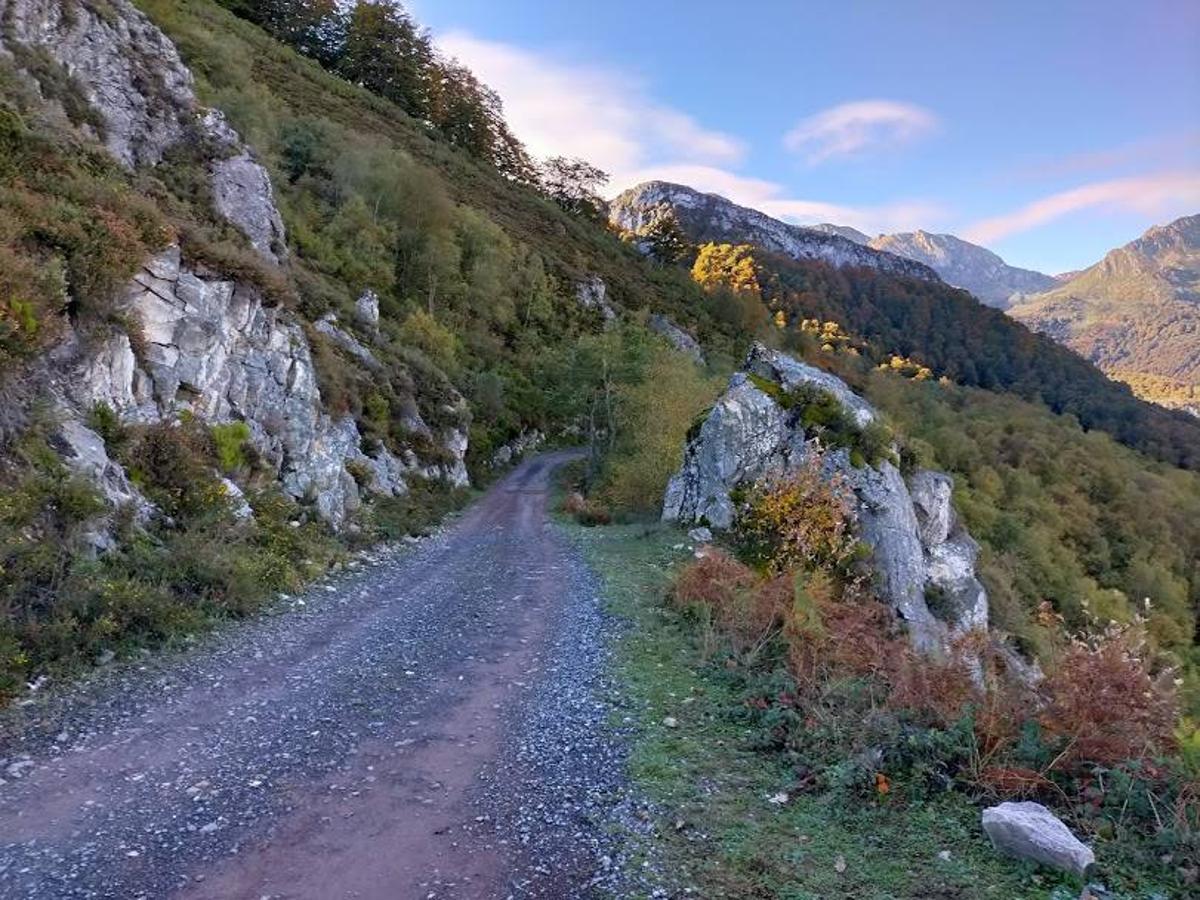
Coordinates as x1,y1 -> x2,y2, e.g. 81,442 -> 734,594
691,242 -> 762,297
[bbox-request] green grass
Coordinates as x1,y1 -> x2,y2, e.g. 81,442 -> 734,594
569,521 -> 1178,899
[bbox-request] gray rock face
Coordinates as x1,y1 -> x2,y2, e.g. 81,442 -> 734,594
981,802 -> 1095,876
211,152 -> 289,264
314,314 -> 379,369
609,182 -> 941,282
490,429 -> 545,468
66,247 -> 467,528
909,470 -> 989,634
869,231 -> 1055,309
0,0 -> 287,264
648,314 -> 705,365
354,290 -> 381,332
575,275 -> 617,323
0,0 -> 195,168
662,371 -> 788,530
51,418 -> 154,520
663,343 -> 989,653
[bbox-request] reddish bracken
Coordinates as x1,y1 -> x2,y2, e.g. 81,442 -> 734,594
1039,625 -> 1178,768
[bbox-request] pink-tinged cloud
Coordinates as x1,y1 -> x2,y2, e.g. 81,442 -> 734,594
964,172 -> 1200,244
435,31 -> 744,173
783,100 -> 939,164
433,33 -> 948,238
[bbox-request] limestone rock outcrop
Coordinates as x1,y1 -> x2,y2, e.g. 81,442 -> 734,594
663,343 -> 989,653
0,0 -> 194,168
648,314 -> 705,365
61,248 -> 468,528
575,275 -> 617,324
0,0 -> 286,264
1,0 -> 470,531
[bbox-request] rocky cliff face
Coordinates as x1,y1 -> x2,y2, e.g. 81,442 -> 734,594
869,231 -> 1055,309
808,223 -> 871,245
663,344 -> 988,653
0,0 -> 469,530
609,182 -> 941,282
0,0 -> 286,263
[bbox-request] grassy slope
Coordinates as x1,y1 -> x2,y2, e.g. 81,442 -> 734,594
571,520 -> 1178,899
135,0 -> 730,345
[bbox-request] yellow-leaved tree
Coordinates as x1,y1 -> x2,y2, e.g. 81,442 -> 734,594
601,345 -> 724,514
691,243 -> 762,297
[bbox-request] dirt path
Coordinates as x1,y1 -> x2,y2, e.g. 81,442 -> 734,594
0,452 -> 638,900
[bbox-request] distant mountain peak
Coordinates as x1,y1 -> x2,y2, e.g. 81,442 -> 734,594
866,231 -> 1056,308
609,181 -> 942,282
1008,212 -> 1200,413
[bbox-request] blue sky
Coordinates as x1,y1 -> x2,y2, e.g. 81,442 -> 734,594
414,0 -> 1199,274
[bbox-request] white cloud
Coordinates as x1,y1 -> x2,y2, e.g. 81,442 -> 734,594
435,33 -> 946,236
964,172 -> 1200,244
783,100 -> 939,164
436,31 -> 744,176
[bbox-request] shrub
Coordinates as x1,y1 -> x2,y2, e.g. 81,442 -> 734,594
733,456 -> 861,576
561,488 -> 612,526
398,309 -> 460,376
210,420 -> 252,473
600,345 -> 724,514
1039,625 -> 1178,770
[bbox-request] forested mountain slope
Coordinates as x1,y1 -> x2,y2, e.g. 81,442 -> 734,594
1010,214 -> 1200,414
613,183 -> 1200,469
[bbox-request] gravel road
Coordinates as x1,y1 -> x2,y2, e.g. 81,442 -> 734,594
0,451 -> 648,900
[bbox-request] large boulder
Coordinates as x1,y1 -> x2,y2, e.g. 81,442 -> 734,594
981,802 -> 1094,876
663,343 -> 989,653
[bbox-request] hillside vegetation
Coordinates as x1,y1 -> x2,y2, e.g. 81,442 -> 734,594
1009,214 -> 1200,413
1,0 -> 1198,750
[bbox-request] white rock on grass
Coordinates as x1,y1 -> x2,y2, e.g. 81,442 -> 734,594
981,801 -> 1095,876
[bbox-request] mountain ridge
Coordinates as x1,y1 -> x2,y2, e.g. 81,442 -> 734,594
609,181 -> 942,282
1009,213 -> 1200,412
868,230 -> 1057,308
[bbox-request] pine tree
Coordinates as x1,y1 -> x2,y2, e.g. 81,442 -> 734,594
642,211 -> 691,264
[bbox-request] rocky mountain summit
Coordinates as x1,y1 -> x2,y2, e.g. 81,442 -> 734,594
1009,214 -> 1200,412
808,223 -> 872,244
663,343 -> 989,655
0,0 -> 469,534
869,231 -> 1056,309
609,182 -> 941,282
